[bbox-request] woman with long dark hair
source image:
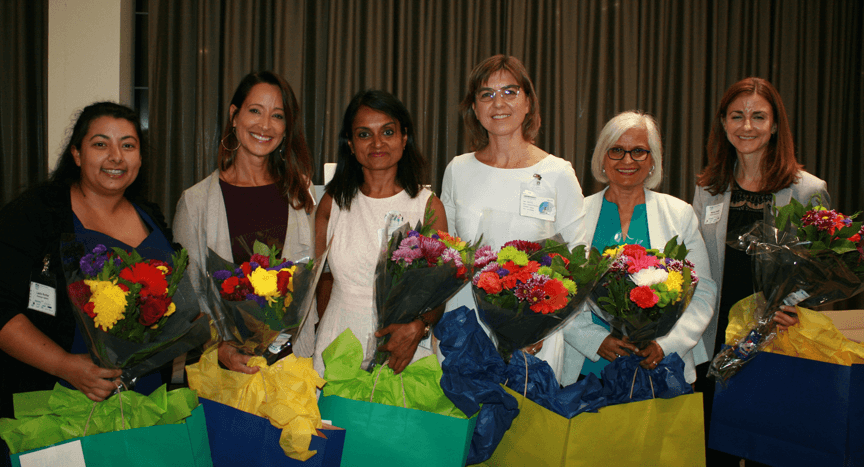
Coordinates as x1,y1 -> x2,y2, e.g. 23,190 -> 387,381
312,89 -> 447,376
173,71 -> 316,373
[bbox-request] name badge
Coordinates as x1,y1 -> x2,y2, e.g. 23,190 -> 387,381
704,203 -> 724,225
520,189 -> 556,221
28,254 -> 57,316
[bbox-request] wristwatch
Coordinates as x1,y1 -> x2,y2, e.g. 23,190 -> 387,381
416,314 -> 433,339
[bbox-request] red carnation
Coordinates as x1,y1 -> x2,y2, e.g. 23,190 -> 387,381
276,270 -> 293,295
477,271 -> 503,295
68,281 -> 93,311
139,294 -> 173,326
630,286 -> 659,308
622,244 -> 647,258
240,262 -> 253,277
221,276 -> 240,296
250,254 -> 270,268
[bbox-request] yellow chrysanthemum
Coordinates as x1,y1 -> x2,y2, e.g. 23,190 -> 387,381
85,279 -> 129,331
561,278 -> 578,294
603,245 -> 624,258
497,246 -> 529,266
664,270 -> 684,301
249,268 -> 280,298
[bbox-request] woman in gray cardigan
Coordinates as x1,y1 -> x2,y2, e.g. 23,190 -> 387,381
692,77 -> 829,464
173,71 -> 316,373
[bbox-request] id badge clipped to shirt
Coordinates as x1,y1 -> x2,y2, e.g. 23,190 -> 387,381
520,173 -> 556,222
28,254 -> 57,316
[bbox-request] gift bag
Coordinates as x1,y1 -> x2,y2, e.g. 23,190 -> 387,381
486,386 -> 704,467
709,351 -> 864,466
200,398 -> 344,467
9,404 -> 210,467
318,395 -> 476,467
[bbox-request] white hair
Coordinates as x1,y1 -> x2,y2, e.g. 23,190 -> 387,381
590,110 -> 663,190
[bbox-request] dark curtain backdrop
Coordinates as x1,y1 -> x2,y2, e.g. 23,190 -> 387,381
149,0 -> 863,225
0,0 -> 48,206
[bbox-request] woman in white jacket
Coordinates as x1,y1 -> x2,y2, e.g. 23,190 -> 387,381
560,111 -> 717,386
173,71 -> 316,373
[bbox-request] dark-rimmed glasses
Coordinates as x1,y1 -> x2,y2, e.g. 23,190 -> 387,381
607,147 -> 651,161
477,86 -> 521,102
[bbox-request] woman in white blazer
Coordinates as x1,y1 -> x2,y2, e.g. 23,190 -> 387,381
560,111 -> 717,387
173,71 -> 317,373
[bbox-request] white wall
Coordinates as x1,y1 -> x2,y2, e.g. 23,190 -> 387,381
48,0 -> 134,171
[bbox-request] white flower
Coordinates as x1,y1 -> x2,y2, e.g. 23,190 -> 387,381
630,267 -> 668,287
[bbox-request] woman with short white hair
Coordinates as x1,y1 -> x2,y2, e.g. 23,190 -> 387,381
560,111 -> 717,386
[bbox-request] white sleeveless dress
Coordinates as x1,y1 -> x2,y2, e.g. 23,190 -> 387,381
313,188 -> 434,376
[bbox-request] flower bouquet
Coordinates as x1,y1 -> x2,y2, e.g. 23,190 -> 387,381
61,240 -> 210,387
472,235 -> 611,359
206,240 -> 326,361
370,198 -> 477,367
708,197 -> 864,382
591,237 -> 699,348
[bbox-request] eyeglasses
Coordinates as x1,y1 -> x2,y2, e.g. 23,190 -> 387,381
607,147 -> 651,161
476,86 -> 521,102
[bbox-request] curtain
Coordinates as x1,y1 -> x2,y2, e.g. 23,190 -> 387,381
0,0 -> 48,206
149,0 -> 863,224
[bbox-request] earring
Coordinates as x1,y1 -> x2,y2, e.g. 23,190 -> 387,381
649,165 -> 655,175
602,168 -> 606,174
221,127 -> 240,151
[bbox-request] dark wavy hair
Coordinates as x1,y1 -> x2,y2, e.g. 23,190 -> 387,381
50,102 -> 147,199
326,90 -> 427,210
697,77 -> 802,195
459,55 -> 542,151
219,71 -> 314,213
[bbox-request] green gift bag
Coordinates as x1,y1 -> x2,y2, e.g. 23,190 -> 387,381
10,404 -> 211,467
318,395 -> 476,467
485,386 -> 704,467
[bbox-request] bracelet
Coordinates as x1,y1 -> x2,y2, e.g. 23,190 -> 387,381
416,314 -> 432,339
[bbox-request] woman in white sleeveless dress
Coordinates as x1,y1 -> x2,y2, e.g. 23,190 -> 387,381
313,90 -> 447,377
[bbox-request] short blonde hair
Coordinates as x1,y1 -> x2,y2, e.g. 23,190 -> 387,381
590,111 -> 663,190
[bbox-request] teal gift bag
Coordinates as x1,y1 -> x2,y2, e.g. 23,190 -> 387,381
318,395 -> 476,467
10,405 -> 211,467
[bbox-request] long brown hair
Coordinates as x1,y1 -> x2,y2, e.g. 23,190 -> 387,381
697,77 -> 802,195
219,71 -> 314,213
459,55 -> 541,152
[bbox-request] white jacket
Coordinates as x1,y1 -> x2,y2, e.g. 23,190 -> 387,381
560,187 -> 717,385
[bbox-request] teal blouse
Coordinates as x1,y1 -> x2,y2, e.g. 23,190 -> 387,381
581,195 -> 650,377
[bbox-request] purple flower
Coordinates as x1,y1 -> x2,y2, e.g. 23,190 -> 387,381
245,293 -> 266,307
92,244 -> 108,255
80,254 -> 98,276
235,267 -> 246,278
539,255 -> 553,267
213,270 -> 232,281
408,230 -> 420,237
496,267 -> 510,277
249,261 -> 260,270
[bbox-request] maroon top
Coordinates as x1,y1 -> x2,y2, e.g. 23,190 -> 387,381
219,179 -> 290,263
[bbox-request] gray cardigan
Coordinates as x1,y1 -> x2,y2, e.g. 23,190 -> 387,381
692,170 -> 830,360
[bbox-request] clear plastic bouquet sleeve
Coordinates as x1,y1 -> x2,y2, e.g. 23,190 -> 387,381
708,221 -> 864,382
471,231 -> 608,360
369,215 -> 472,367
59,237 -> 211,388
590,278 -> 698,348
202,242 -> 329,359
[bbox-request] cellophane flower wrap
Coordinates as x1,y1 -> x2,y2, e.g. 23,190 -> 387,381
205,240 -> 325,358
708,196 -> 864,383
60,239 -> 210,387
591,236 -> 699,348
471,235 -> 611,359
370,198 -> 477,367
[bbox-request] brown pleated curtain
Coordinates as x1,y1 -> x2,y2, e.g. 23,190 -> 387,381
0,0 -> 48,205
148,0 -> 863,229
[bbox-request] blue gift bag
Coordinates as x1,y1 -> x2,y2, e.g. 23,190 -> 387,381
200,398 -> 344,467
709,352 -> 864,466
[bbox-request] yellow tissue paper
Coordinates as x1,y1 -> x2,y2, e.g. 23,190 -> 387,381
726,294 -> 864,366
186,347 -> 326,460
